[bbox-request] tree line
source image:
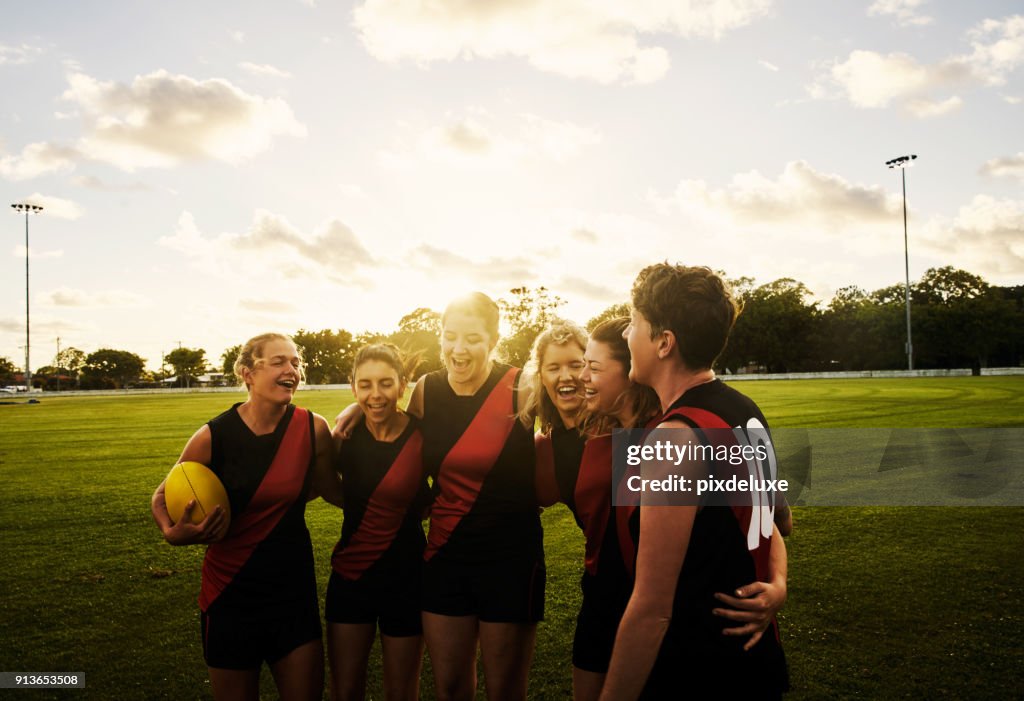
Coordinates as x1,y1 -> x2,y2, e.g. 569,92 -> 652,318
1,267 -> 1020,390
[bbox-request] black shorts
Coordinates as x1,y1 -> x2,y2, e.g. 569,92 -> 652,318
421,553 -> 545,623
572,573 -> 630,673
325,567 -> 423,637
200,600 -> 321,670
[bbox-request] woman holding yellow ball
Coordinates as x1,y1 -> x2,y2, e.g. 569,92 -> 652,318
151,332 -> 341,701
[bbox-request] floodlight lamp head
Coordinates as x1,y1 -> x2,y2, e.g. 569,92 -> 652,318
885,154 -> 918,169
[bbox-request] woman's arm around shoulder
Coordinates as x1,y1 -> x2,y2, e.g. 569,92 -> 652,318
599,420 -> 700,700
406,376 -> 425,419
312,413 -> 343,507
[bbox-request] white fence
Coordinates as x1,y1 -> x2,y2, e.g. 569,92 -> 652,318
13,367 -> 1024,397
723,367 -> 1024,381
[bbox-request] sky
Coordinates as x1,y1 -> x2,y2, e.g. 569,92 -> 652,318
1,0 -> 1022,372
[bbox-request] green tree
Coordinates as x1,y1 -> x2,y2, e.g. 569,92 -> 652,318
164,347 -> 208,388
912,267 -> 1015,372
221,344 -> 241,378
819,286 -> 904,370
56,347 -> 86,377
720,278 -> 819,373
0,356 -> 15,383
81,349 -> 146,389
496,286 -> 565,368
293,329 -> 355,384
586,303 -> 630,331
387,308 -> 443,377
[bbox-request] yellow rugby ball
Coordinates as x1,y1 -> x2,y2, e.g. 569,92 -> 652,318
165,461 -> 231,527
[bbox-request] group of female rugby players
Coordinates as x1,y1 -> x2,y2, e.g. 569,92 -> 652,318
151,262 -> 792,701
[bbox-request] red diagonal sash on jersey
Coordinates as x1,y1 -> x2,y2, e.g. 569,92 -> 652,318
534,432 -> 560,507
333,430 -> 424,580
199,407 -> 311,611
663,404 -> 779,639
659,405 -> 770,573
424,367 -> 518,561
576,435 -> 613,576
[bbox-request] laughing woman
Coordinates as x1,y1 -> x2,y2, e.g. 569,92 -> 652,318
326,344 -> 430,701
151,333 -> 341,701
337,292 -> 541,701
571,318 -> 661,701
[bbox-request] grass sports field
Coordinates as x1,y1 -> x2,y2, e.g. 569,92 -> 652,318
1,376 -> 1022,699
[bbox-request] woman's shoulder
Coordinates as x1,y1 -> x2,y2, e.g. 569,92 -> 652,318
208,402 -> 243,429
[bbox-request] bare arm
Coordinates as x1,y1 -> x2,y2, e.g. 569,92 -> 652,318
713,522 -> 788,651
774,494 -> 793,536
150,425 -> 228,546
334,401 -> 363,438
599,424 -> 700,701
406,378 -> 424,419
311,413 -> 343,507
517,367 -> 535,424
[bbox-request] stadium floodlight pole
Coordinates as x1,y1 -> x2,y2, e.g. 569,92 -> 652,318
885,155 -> 917,371
10,203 -> 44,391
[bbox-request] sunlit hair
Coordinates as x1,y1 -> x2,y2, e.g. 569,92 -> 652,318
233,332 -> 304,391
350,343 -> 422,385
578,317 -> 660,435
519,319 -> 587,432
631,263 -> 739,370
442,292 -> 500,344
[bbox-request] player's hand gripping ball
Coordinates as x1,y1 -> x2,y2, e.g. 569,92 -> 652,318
165,461 -> 231,527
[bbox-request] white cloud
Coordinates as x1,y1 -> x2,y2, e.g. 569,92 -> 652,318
0,142 -> 79,180
0,316 -> 92,336
71,174 -> 152,192
238,62 -> 292,79
758,59 -> 779,72
825,50 -> 958,108
238,299 -> 298,313
380,109 -> 600,168
980,152 -> 1024,180
230,30 -> 245,43
62,70 -> 307,170
20,193 -> 84,220
812,14 -> 1024,114
665,160 -> 901,227
867,0 -> 932,27
231,211 -> 375,269
964,15 -> 1024,85
571,228 -> 599,243
556,275 -> 617,300
905,95 -> 963,117
159,210 -> 376,284
1003,94 -> 1023,104
37,287 -> 149,308
12,246 -> 63,260
0,42 -> 44,66
353,0 -> 773,84
339,183 -> 368,199
411,244 -> 537,286
921,195 -> 1024,275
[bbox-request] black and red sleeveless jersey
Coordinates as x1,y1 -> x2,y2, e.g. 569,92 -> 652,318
534,414 -> 587,522
202,403 -> 316,613
420,362 -> 541,563
633,380 -> 788,694
331,416 -> 429,581
537,426 -> 631,596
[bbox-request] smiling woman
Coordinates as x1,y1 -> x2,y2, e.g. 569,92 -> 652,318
414,292 -> 543,701
335,293 -> 543,700
150,332 -> 343,701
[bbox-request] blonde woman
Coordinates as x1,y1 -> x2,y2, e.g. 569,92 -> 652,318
151,333 -> 341,701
